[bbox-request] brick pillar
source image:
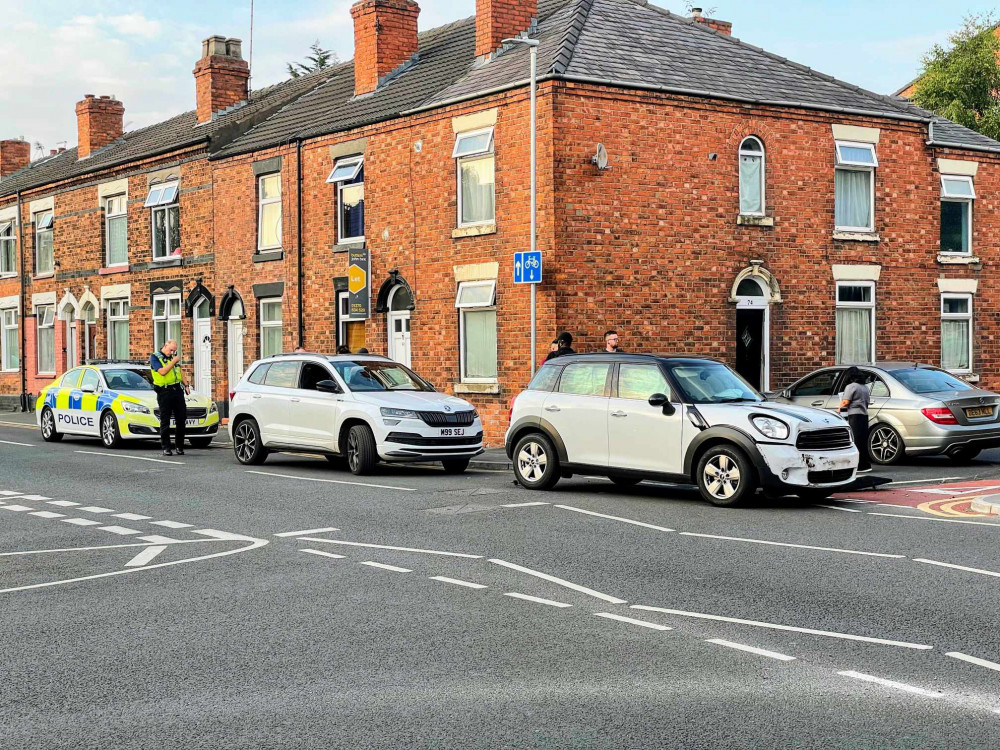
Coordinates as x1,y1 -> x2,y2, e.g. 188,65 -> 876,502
193,36 -> 250,124
351,0 -> 420,96
476,0 -> 537,59
76,95 -> 125,159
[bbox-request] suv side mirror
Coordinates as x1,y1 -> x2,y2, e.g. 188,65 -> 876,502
316,379 -> 343,395
648,393 -> 676,416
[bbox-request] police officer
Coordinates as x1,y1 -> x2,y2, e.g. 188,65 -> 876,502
150,339 -> 187,456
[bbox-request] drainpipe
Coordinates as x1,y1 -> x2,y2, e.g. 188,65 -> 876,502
296,138 -> 304,348
16,190 -> 27,411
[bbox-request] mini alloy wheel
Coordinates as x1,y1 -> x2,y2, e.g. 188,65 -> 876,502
101,411 -> 122,448
868,424 -> 902,465
40,407 -> 62,442
513,433 -> 560,490
233,419 -> 267,465
696,445 -> 754,507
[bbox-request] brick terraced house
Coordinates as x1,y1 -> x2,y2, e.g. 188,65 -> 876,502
2,0 -> 1000,447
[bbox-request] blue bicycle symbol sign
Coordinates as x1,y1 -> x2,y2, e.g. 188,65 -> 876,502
514,251 -> 543,284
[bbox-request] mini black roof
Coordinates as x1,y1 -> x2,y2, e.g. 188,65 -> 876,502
544,352 -> 723,365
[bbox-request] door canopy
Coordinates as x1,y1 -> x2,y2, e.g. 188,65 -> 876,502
730,265 -> 781,303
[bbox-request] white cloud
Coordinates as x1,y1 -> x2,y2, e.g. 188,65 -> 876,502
107,13 -> 163,39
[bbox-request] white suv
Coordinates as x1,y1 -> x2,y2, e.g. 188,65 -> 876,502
505,354 -> 859,506
230,353 -> 484,474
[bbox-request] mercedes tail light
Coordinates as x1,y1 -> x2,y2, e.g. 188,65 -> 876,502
921,407 -> 958,425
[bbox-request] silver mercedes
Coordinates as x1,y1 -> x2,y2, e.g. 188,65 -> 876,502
770,363 -> 1000,465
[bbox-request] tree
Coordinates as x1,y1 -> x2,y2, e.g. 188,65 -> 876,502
287,41 -> 338,78
912,14 -> 1000,140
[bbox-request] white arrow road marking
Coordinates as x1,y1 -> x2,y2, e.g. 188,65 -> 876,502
554,504 -> 675,533
299,538 -> 482,558
301,549 -> 346,560
505,592 -> 572,608
74,450 -> 183,465
678,531 -> 905,559
430,576 -> 488,590
594,612 -> 672,631
837,671 -> 942,698
946,652 -> 1000,673
360,561 -> 412,573
490,559 -> 628,605
274,527 -> 340,537
630,605 -> 933,650
706,639 -> 796,661
913,558 -> 1000,578
124,546 -> 168,567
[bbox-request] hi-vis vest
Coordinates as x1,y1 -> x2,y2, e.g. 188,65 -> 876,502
151,351 -> 183,387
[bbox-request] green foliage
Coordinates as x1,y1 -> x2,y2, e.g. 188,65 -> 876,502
912,14 -> 1000,140
287,41 -> 339,79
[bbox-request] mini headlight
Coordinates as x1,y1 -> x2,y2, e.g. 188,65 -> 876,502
122,401 -> 150,415
751,415 -> 789,440
380,407 -> 419,419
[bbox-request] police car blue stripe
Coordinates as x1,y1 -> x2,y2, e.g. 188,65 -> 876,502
68,390 -> 83,410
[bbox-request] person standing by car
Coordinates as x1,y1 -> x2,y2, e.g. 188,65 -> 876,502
545,332 -> 575,362
840,366 -> 872,473
151,339 -> 187,456
604,330 -> 624,353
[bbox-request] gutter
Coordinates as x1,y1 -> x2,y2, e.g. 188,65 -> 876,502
15,190 -> 26,411
296,138 -> 304,348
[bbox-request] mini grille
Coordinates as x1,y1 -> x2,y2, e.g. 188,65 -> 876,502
796,427 -> 852,451
418,410 -> 476,427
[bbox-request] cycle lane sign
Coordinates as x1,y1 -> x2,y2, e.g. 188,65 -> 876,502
514,251 -> 543,284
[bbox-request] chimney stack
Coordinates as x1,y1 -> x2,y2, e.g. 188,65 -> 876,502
0,139 -> 31,177
689,8 -> 732,36
350,0 -> 420,96
193,36 -> 250,124
476,0 -> 537,59
75,95 -> 125,159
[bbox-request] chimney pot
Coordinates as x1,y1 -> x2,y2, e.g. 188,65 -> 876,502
75,94 -> 125,159
690,10 -> 732,36
0,138 -> 32,177
476,0 -> 538,59
350,0 -> 420,96
194,35 -> 250,124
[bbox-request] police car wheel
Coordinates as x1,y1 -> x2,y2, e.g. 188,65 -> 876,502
233,418 -> 267,465
40,407 -> 63,442
100,411 -> 122,448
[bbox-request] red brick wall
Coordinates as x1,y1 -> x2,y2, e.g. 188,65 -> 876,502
475,0 -> 537,58
0,139 -> 31,177
351,0 -> 420,96
75,96 -> 125,159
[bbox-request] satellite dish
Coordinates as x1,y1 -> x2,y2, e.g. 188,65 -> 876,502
592,143 -> 610,170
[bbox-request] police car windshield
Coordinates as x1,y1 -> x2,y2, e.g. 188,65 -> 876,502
666,363 -> 763,404
104,369 -> 154,391
331,360 -> 433,392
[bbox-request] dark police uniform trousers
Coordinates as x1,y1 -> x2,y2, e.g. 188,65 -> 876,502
156,383 -> 187,450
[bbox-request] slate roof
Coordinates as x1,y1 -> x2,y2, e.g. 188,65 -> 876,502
0,65 -> 338,199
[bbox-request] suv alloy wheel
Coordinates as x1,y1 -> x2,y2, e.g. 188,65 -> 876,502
513,433 -> 560,490
233,418 -> 268,465
347,424 -> 378,475
696,445 -> 755,507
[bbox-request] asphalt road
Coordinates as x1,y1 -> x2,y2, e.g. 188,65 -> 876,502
1,417 -> 999,749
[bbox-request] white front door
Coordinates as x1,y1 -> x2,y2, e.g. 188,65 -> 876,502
388,312 -> 411,367
194,313 -> 212,397
227,319 -> 245,400
65,316 -> 77,369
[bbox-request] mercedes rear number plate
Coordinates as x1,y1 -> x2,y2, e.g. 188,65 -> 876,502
441,428 -> 465,436
965,406 -> 993,419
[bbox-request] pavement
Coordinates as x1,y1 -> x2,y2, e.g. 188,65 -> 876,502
2,414 -> 1000,749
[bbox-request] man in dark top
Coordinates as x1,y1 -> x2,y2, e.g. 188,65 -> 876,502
545,332 -> 575,362
604,330 -> 624,353
150,339 -> 187,456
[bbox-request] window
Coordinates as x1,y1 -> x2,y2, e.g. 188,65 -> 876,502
618,364 -> 671,401
248,363 -> 271,385
454,127 -> 495,226
834,141 -> 876,232
456,280 -> 497,382
257,173 -> 282,250
0,221 -> 15,276
34,210 -> 53,275
153,294 -> 182,356
558,362 -> 611,397
107,299 -> 130,360
738,136 -> 765,216
145,182 -> 180,260
105,195 -> 128,267
337,291 -> 366,351
940,175 -> 974,255
526,364 -> 561,392
941,294 -> 972,373
855,371 -> 891,399
262,360 -> 300,389
327,157 -> 365,243
260,299 -> 283,358
300,362 -> 333,391
60,368 -> 84,388
835,282 -> 875,365
80,368 -> 100,392
36,304 -> 55,374
331,360 -> 432,392
790,370 -> 841,398
891,367 -> 972,394
1,308 -> 18,371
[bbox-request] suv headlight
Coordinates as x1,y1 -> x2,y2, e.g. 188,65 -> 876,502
380,407 -> 419,419
122,401 -> 150,415
751,415 -> 789,440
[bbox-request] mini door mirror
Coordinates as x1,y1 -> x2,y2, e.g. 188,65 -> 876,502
316,379 -> 342,395
81,383 -> 97,394
648,393 -> 676,416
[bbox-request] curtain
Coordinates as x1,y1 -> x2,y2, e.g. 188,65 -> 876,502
461,157 -> 495,224
107,215 -> 127,265
463,309 -> 497,379
37,231 -> 53,273
111,320 -> 129,359
1,238 -> 14,274
259,202 -> 282,248
262,325 -> 283,358
4,320 -> 18,370
739,155 -> 762,214
340,184 -> 365,240
835,170 -> 871,228
836,308 -> 872,364
942,319 -> 970,370
38,326 -> 55,372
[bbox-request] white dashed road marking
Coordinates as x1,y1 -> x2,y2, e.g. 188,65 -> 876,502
913,558 -> 1000,578
505,592 -> 572,608
47,500 -> 80,507
113,513 -> 152,521
946,652 -> 1000,673
593,612 -> 672,631
490,558 -> 627,605
124,546 -> 168,567
274,527 -> 340,537
837,671 -> 942,698
2,505 -> 33,512
150,520 -> 194,529
706,639 -> 797,661
138,535 -> 183,544
0,439 -> 32,447
430,576 -> 488,590
15,495 -> 51,502
360,561 -> 412,573
29,511 -> 65,519
554,504 -> 675,532
79,506 -> 114,514
245,469 -> 416,492
502,502 -> 550,508
192,529 -> 258,542
678,532 -> 905,559
0,490 -> 24,496
868,513 -> 1000,528
97,526 -> 142,536
818,505 -> 862,513
301,548 -> 346,560
62,518 -> 102,526
299,538 -> 482,559
74,450 -> 184,465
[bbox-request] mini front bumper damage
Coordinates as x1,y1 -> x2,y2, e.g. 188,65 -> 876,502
756,443 -> 859,488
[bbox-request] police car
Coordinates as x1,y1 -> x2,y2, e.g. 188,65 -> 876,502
36,360 -> 220,448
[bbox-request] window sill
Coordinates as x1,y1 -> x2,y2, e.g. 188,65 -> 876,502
252,251 -> 284,263
833,231 -> 879,242
736,214 -> 774,227
333,241 -> 364,254
0,273 -> 17,279
99,265 -> 130,275
454,382 -> 500,395
151,257 -> 183,268
937,254 -> 980,266
452,223 -> 497,239
32,273 -> 54,280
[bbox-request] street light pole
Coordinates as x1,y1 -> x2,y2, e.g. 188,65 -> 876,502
504,37 -> 540,372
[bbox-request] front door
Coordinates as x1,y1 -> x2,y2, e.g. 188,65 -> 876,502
65,315 -> 77,369
388,311 -> 411,367
194,314 -> 212,397
735,308 -> 764,391
227,319 -> 245,402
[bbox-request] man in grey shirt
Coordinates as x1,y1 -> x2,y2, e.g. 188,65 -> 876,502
839,366 -> 873,472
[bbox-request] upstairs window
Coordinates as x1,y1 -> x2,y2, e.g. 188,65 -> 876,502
834,141 -> 876,232
36,304 -> 55,374
940,175 -> 974,255
153,294 -> 182,356
0,221 -> 15,276
326,156 -> 365,244
34,210 -> 54,275
456,280 -> 497,382
107,299 -> 130,360
145,182 -> 180,260
454,127 -> 495,227
835,282 -> 875,365
738,136 -> 765,216
257,173 -> 282,251
260,299 -> 283,358
941,294 -> 973,373
1,308 -> 18,372
105,195 -> 128,267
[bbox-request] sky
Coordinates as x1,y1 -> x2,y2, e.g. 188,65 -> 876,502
0,0 -> 995,156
